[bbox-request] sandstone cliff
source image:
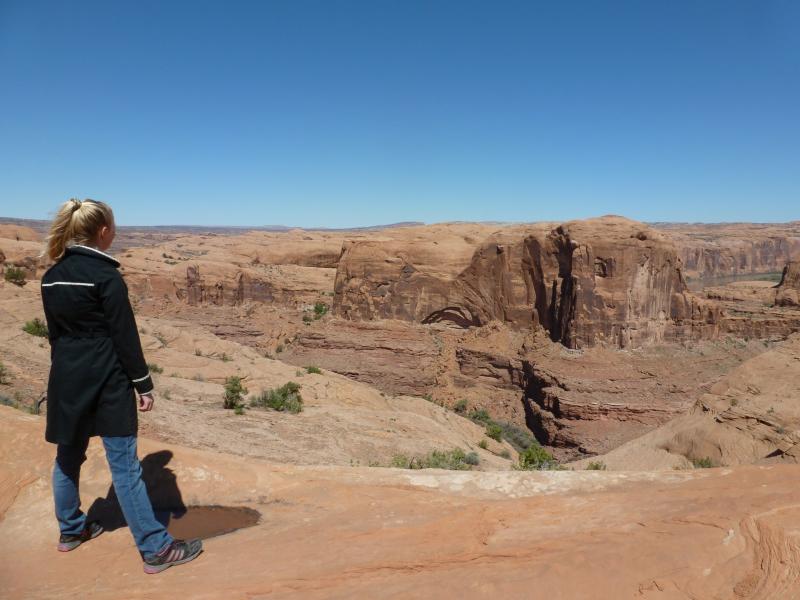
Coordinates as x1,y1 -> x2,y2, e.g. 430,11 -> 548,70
775,261 -> 800,307
653,222 -> 800,282
334,216 -> 719,348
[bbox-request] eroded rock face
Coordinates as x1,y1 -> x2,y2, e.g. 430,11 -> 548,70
776,262 -> 800,307
653,222 -> 800,282
334,216 -> 720,348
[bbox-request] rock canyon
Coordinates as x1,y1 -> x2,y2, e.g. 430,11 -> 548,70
2,216 -> 800,597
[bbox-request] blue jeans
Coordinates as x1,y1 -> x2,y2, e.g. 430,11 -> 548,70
53,436 -> 173,559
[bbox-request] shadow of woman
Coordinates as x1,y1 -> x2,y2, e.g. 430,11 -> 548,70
87,450 -> 186,532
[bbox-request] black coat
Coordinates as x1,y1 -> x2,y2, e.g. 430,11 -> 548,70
41,245 -> 154,444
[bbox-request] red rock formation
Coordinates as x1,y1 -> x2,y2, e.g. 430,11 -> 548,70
653,222 -> 800,282
776,261 -> 800,307
334,216 -> 720,348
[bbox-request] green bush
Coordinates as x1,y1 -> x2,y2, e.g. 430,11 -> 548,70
250,381 -> 303,414
499,449 -> 511,459
0,362 -> 9,385
148,363 -> 164,374
220,352 -> 232,362
223,376 -> 248,410
518,444 -> 558,471
4,266 -> 26,286
313,302 -> 328,318
485,423 -> 503,442
234,405 -> 245,415
468,408 -> 491,423
464,452 -> 480,466
306,366 -> 322,374
390,448 -> 474,470
495,421 -> 536,451
586,461 -> 607,471
453,399 -> 468,414
22,318 -> 48,337
478,439 -> 488,450
692,457 -> 714,469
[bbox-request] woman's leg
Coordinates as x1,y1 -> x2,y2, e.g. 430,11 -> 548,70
101,435 -> 173,559
53,438 -> 90,535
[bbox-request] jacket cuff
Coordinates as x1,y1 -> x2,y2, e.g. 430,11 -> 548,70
132,372 -> 154,395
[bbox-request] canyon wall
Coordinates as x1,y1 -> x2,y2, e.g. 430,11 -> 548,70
776,261 -> 800,307
333,216 -> 720,348
652,222 -> 800,281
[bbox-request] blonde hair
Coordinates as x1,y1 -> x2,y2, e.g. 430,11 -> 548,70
45,198 -> 115,262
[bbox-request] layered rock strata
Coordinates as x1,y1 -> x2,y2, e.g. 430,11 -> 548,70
334,216 -> 719,349
776,261 -> 800,307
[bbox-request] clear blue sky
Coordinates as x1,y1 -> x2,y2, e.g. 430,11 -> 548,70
1,1 -> 798,227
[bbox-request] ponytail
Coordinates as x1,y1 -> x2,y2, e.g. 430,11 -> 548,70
45,198 -> 114,262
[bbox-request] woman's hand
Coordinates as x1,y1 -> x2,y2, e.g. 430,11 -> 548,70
138,392 -> 155,412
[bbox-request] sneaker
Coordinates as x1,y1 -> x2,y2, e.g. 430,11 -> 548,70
143,538 -> 203,574
58,521 -> 104,552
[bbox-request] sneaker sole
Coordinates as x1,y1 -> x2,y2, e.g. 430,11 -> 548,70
143,547 -> 203,574
57,525 -> 104,552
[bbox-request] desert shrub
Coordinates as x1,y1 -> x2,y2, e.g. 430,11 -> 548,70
0,362 -> 9,385
22,318 -> 48,337
148,363 -> 164,374
306,366 -> 322,374
223,376 -> 248,410
468,409 -> 491,424
499,449 -> 511,459
692,457 -> 714,469
485,423 -> 503,442
464,452 -> 480,466
468,408 -> 537,451
313,302 -> 328,318
453,399 -> 468,414
250,381 -> 303,414
586,461 -> 607,471
276,344 -> 284,353
162,390 -> 171,400
478,439 -> 488,450
4,266 -> 26,286
220,353 -> 232,362
0,393 -> 37,414
390,448 -> 474,470
518,444 -> 558,471
495,421 -> 536,451
234,405 -> 245,415
302,314 -> 313,323
194,348 -> 203,356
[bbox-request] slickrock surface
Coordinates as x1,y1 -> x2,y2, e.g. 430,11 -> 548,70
571,333 -> 800,470
5,407 -> 800,599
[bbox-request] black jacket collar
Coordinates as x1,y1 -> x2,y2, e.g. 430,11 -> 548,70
65,245 -> 121,268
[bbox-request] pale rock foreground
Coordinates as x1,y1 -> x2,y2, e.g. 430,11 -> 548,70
3,408 -> 800,598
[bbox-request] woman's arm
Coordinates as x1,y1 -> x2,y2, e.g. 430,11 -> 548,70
99,273 -> 154,395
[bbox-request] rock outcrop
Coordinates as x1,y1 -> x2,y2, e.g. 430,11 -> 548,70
653,222 -> 800,282
7,407 -> 800,598
571,333 -> 800,470
334,216 -> 720,348
776,261 -> 800,307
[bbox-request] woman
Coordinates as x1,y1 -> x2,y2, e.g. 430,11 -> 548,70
41,198 -> 202,574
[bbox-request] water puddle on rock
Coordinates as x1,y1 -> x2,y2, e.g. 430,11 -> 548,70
156,505 -> 261,540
